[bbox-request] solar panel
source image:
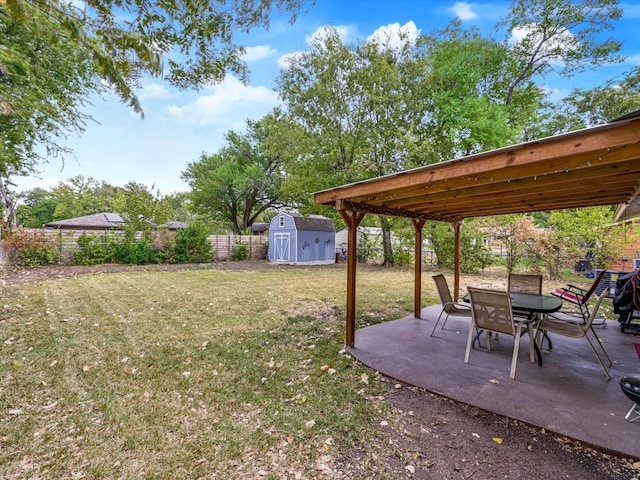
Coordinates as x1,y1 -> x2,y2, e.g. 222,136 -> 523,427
104,213 -> 123,223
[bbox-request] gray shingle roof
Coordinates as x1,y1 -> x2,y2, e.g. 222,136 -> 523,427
291,213 -> 335,232
44,213 -> 125,229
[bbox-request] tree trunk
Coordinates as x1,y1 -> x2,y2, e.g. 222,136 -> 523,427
0,178 -> 17,229
379,215 -> 394,267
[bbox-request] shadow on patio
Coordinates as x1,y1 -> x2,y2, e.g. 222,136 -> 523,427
347,305 -> 640,459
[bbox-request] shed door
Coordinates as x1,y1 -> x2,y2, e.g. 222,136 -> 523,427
274,233 -> 290,261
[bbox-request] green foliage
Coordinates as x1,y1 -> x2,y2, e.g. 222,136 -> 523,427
3,228 -> 60,267
356,231 -> 381,263
15,188 -> 57,228
429,222 -> 492,274
0,7 -> 95,179
173,223 -> 213,263
73,233 -> 115,266
182,118 -> 286,234
547,206 -> 624,270
113,182 -> 172,231
230,242 -> 249,261
111,230 -> 161,265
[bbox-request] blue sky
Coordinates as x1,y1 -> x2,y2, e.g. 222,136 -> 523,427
15,1 -> 640,195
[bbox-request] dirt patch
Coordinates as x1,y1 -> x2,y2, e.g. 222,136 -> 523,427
3,263 -> 638,478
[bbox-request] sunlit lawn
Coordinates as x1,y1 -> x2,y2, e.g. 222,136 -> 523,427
1,265 -> 431,479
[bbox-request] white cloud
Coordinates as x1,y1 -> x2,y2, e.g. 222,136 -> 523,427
449,2 -> 478,21
139,83 -> 172,100
305,25 -> 352,46
242,45 -> 277,62
277,25 -> 353,70
367,21 -> 420,50
626,53 -> 640,66
277,52 -> 302,70
509,23 -> 578,66
165,76 -> 280,126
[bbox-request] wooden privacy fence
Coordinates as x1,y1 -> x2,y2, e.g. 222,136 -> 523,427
10,229 -> 267,264
209,234 -> 267,261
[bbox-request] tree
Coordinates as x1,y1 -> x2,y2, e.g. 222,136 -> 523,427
416,23 -> 540,162
547,206 -> 628,270
113,182 -> 172,231
499,0 -> 623,105
182,118 -> 286,234
3,0 -> 305,115
48,176 -> 120,221
15,188 -> 58,228
1,0 -> 306,227
275,25 -> 428,265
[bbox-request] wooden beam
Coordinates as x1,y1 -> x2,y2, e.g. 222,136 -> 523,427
339,208 -> 366,347
412,219 -> 426,318
454,220 -> 462,302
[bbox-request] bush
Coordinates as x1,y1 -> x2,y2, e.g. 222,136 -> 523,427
230,242 -> 248,261
74,233 -> 115,265
173,223 -> 213,263
3,228 -> 61,267
111,230 -> 161,265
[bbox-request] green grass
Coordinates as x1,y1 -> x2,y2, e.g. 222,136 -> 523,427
1,265 -> 430,479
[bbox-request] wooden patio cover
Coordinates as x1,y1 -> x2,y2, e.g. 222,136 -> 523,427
314,111 -> 640,347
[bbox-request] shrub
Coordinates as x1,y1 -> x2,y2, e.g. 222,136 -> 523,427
3,228 -> 61,267
173,223 -> 213,263
74,233 -> 115,265
230,242 -> 248,261
111,229 -> 161,265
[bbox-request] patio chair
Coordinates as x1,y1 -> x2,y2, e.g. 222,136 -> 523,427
550,269 -> 607,326
508,274 -> 543,295
535,288 -> 612,379
430,274 -> 472,336
508,273 -> 543,318
464,287 -> 535,380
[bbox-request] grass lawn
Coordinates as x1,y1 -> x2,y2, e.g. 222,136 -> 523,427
1,265 -> 429,478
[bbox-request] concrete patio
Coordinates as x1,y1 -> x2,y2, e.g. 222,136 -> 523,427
347,305 -> 640,459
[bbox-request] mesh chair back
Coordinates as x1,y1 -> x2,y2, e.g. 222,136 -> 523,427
432,274 -> 453,306
508,274 -> 542,295
468,287 -> 516,336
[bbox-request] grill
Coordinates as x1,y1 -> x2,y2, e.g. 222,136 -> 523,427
619,374 -> 640,422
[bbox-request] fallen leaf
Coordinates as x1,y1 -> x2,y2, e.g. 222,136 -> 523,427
83,364 -> 92,372
492,437 -> 503,445
305,420 -> 316,429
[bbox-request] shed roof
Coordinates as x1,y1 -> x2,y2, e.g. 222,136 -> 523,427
44,212 -> 125,230
289,212 -> 335,232
314,111 -> 640,222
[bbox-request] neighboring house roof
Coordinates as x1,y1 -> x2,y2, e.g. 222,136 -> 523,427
290,212 -> 335,232
44,213 -> 188,230
251,222 -> 269,234
163,221 -> 189,230
44,212 -> 125,230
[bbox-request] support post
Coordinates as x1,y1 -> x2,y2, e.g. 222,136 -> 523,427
453,220 -> 463,301
412,219 -> 426,318
339,207 -> 365,348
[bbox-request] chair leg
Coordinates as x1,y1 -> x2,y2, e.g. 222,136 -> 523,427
510,325 -> 525,380
588,326 -> 613,366
430,310 -> 446,337
583,334 -> 611,380
464,321 -> 476,364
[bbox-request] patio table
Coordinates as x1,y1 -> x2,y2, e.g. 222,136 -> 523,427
463,292 -> 563,366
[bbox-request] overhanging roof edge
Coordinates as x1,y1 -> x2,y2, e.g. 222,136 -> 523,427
313,114 -> 640,202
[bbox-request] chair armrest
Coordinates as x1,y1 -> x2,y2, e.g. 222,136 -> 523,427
565,283 -> 588,294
